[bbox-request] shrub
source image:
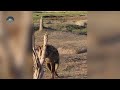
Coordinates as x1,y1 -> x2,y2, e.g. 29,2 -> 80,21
72,28 -> 87,35
80,29 -> 87,35
66,24 -> 80,32
65,24 -> 87,32
33,23 -> 39,31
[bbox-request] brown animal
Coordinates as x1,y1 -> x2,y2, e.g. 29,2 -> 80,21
34,44 -> 60,79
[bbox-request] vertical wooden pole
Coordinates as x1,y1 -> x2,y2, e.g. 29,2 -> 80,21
40,32 -> 48,65
33,32 -> 48,79
39,16 -> 43,31
39,32 -> 48,79
32,27 -> 41,79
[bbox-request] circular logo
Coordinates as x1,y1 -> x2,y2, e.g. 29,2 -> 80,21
6,16 -> 14,24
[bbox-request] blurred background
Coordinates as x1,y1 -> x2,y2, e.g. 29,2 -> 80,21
0,11 -> 33,79
88,11 -> 120,79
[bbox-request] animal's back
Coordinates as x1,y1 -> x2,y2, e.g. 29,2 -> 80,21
45,45 -> 59,64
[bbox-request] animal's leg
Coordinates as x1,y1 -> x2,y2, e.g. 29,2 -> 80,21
55,63 -> 60,78
51,63 -> 55,79
46,63 -> 51,72
55,71 -> 60,78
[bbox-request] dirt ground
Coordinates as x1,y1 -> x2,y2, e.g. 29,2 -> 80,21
33,13 -> 87,79
34,30 -> 87,79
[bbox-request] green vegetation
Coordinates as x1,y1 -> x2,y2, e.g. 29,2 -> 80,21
33,11 -> 87,23
72,29 -> 87,35
65,24 -> 87,35
66,24 -> 81,32
33,11 -> 87,35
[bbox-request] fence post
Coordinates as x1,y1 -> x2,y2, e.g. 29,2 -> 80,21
33,32 -> 48,79
39,16 -> 43,31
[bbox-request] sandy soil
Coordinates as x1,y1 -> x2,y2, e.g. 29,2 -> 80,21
34,30 -> 87,79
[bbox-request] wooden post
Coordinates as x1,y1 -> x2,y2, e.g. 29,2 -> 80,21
32,29 -> 41,79
39,16 -> 43,31
40,32 -> 48,65
39,32 -> 48,79
33,32 -> 48,79
32,28 -> 38,79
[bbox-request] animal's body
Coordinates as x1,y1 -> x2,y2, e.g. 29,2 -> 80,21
34,44 -> 60,79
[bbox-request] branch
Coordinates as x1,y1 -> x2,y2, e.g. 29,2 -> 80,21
39,32 -> 48,79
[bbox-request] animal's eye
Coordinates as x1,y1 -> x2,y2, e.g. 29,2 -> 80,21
6,16 -> 14,24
